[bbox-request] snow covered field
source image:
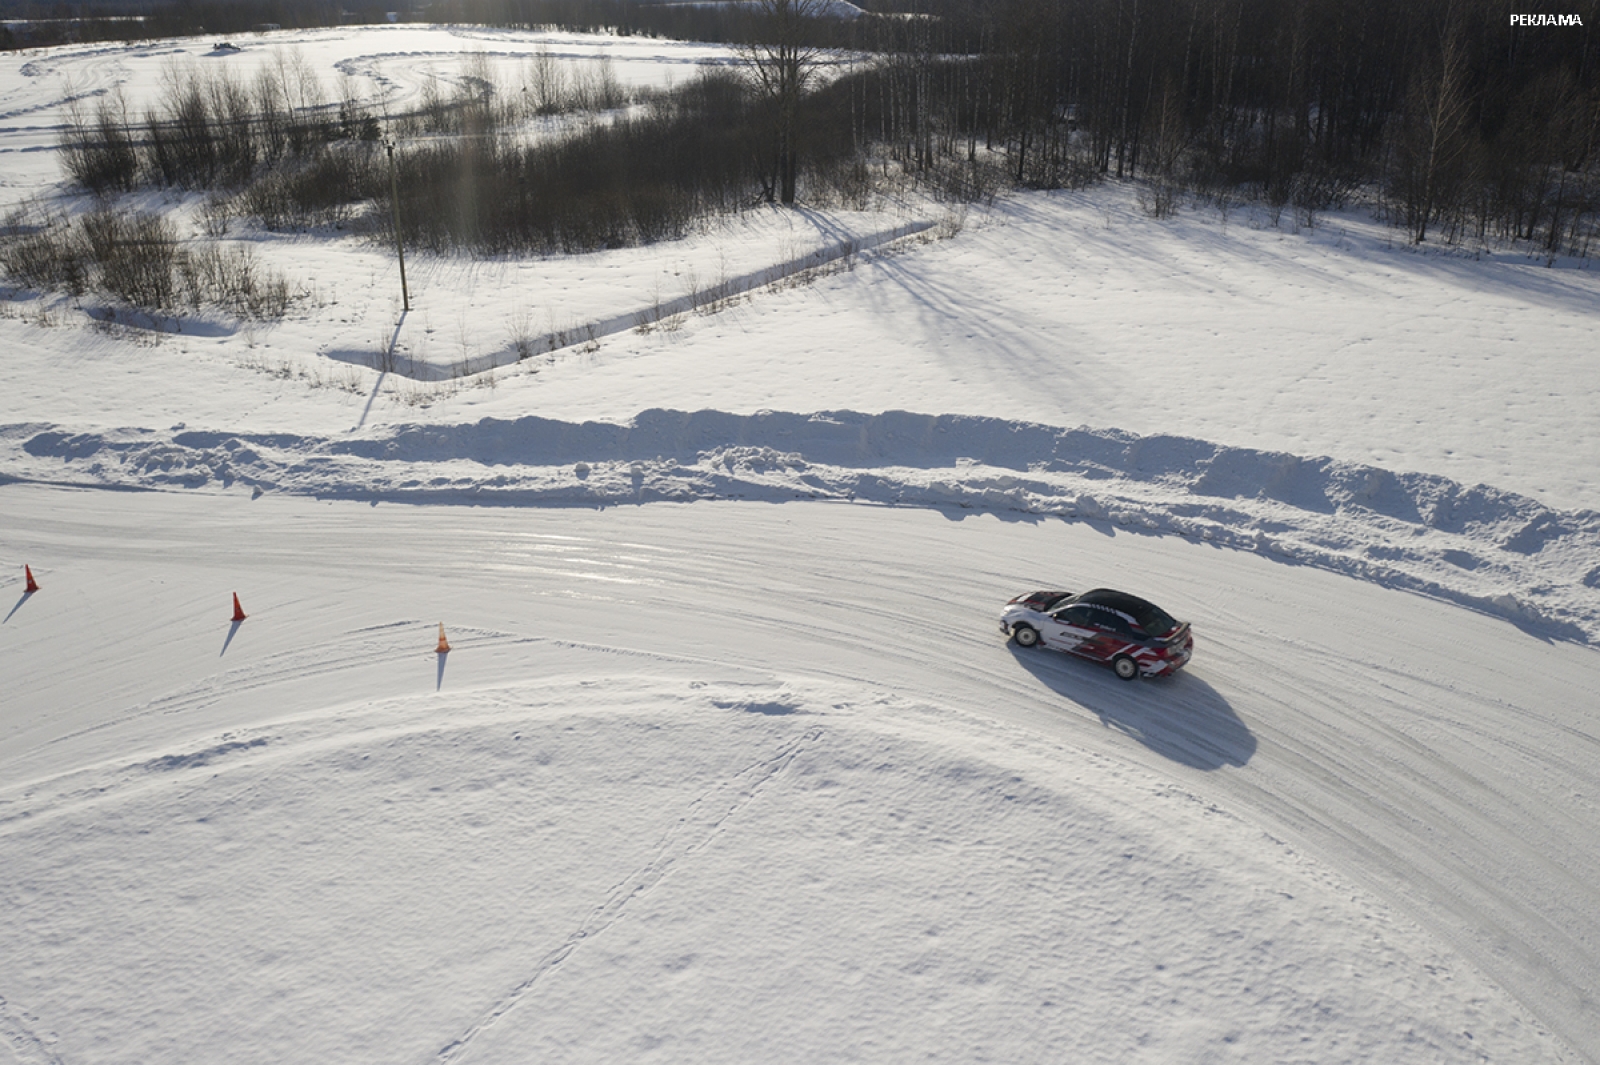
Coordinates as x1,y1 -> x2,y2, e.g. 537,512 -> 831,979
0,25 -> 745,207
4,26 -> 1600,1065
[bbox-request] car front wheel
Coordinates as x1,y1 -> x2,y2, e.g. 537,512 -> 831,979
1112,654 -> 1140,681
1012,624 -> 1040,648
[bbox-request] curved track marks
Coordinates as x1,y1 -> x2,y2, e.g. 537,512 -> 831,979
436,725 -> 824,1063
4,486 -> 1599,1059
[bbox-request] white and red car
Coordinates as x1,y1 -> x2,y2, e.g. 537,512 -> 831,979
1000,588 -> 1194,680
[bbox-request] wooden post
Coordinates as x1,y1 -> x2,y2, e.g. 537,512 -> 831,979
385,139 -> 410,312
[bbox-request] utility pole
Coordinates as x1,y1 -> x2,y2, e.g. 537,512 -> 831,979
384,138 -> 410,312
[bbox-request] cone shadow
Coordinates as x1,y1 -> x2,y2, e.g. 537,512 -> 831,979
436,651 -> 448,691
3,591 -> 32,624
221,618 -> 243,656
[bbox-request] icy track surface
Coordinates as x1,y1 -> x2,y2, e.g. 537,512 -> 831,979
3,486 -> 1597,1063
6,407 -> 1599,645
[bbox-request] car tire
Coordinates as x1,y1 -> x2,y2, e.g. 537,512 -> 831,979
1012,624 -> 1040,648
1112,654 -> 1140,681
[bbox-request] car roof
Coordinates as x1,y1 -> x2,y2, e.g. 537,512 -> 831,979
1071,589 -> 1179,634
1073,588 -> 1156,613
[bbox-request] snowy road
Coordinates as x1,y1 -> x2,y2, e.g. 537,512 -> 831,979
4,483 -> 1597,1061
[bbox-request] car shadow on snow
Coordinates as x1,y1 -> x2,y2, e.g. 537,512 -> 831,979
1008,646 -> 1255,771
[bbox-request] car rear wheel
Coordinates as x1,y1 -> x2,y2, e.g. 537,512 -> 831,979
1012,624 -> 1040,648
1112,654 -> 1140,681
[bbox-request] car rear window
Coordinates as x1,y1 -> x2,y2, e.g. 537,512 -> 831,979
1134,605 -> 1178,636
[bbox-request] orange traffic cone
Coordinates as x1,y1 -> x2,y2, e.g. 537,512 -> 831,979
231,593 -> 248,622
24,565 -> 39,594
435,622 -> 451,653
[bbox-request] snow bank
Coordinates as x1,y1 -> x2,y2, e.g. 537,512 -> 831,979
0,673 -> 1561,1064
9,408 -> 1598,644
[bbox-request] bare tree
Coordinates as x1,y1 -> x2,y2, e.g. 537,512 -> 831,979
739,0 -> 828,204
1392,31 -> 1474,244
61,85 -> 137,193
1140,75 -> 1186,216
524,46 -> 567,115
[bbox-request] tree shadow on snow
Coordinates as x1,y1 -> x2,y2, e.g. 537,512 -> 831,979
1009,644 -> 1255,770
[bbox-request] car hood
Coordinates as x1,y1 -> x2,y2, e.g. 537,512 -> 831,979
1007,590 -> 1072,612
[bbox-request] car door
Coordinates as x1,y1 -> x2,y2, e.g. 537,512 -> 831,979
1075,610 -> 1137,662
1044,604 -> 1101,653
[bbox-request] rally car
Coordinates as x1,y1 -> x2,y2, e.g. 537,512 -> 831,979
1000,588 -> 1194,680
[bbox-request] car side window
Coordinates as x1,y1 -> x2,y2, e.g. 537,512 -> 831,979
1054,605 -> 1098,628
1101,613 -> 1135,636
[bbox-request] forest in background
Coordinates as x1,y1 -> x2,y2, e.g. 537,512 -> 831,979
8,0 -> 1599,305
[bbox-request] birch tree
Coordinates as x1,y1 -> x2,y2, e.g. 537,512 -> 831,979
1393,32 -> 1474,244
740,0 -> 827,205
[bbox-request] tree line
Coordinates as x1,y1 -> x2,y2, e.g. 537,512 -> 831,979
835,0 -> 1597,252
22,0 -> 1600,257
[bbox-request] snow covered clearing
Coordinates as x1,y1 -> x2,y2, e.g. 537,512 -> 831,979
0,26 -> 747,207
3,25 -> 1600,1065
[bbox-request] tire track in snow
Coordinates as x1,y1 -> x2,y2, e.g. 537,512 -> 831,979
0,624 -> 536,831
436,724 -> 824,1063
5,479 -> 1598,1059
17,622 -> 488,750
1191,623 -> 1600,1063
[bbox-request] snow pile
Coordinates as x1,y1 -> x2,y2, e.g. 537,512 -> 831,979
0,672 -> 1560,1063
10,408 -> 1598,643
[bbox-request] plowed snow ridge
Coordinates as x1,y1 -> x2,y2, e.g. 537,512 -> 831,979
8,407 -> 1598,643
